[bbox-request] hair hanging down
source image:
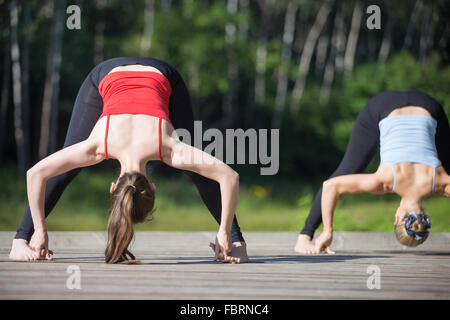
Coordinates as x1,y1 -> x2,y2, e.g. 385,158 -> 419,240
395,213 -> 431,247
105,172 -> 155,264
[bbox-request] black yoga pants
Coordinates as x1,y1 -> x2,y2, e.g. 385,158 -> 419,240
300,90 -> 450,238
15,57 -> 245,243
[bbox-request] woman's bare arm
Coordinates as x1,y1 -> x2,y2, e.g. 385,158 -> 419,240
312,173 -> 388,254
26,139 -> 103,233
163,137 -> 239,234
321,173 -> 388,233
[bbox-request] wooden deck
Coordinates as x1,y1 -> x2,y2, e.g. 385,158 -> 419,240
0,232 -> 449,299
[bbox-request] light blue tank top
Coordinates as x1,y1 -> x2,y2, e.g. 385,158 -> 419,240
379,115 -> 441,193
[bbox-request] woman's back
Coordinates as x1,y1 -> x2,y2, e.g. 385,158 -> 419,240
88,64 -> 174,163
90,114 -> 163,162
378,106 -> 443,196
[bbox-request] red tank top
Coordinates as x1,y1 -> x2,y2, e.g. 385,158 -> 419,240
98,71 -> 172,161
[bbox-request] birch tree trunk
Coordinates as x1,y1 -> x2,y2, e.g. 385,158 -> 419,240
238,0 -> 249,42
378,18 -> 392,63
222,0 -> 239,127
320,7 -> 343,105
10,0 -> 26,176
140,0 -> 155,56
403,0 -> 423,51
343,0 -> 363,77
94,0 -> 106,65
291,0 -> 333,114
272,0 -> 298,129
333,4 -> 347,78
419,4 -> 436,67
39,0 -> 66,158
254,0 -> 274,110
0,19 -> 11,162
315,32 -> 329,82
21,0 -> 32,168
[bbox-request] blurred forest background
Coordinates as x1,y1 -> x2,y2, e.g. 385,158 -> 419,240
0,0 -> 449,233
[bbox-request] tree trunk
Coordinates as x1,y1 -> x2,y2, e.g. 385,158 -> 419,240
21,0 -> 32,168
419,3 -> 436,67
238,0 -> 249,42
320,6 -> 344,105
403,0 -> 423,51
254,0 -> 274,111
0,15 -> 11,163
10,0 -> 26,176
333,4 -> 347,77
343,0 -> 363,77
272,0 -> 298,129
140,0 -> 155,56
94,0 -> 106,65
291,0 -> 333,114
378,17 -> 392,63
221,0 -> 239,127
39,0 -> 66,158
315,32 -> 329,82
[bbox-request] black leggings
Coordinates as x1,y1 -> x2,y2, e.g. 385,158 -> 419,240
300,90 -> 450,238
15,57 -> 245,243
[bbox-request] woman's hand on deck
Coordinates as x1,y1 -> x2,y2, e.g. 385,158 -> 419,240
313,230 -> 335,254
29,230 -> 52,260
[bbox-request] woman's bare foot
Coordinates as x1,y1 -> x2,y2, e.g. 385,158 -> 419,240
9,239 -> 40,261
209,241 -> 249,263
229,241 -> 249,263
294,234 -> 315,254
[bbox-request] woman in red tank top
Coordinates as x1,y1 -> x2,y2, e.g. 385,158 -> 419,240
9,58 -> 248,265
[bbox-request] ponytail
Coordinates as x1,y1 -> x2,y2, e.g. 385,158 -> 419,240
105,186 -> 136,263
105,173 -> 155,264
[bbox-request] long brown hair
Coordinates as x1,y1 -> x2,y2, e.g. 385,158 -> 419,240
105,172 -> 155,264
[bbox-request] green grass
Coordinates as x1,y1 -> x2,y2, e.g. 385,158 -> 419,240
0,166 -> 449,233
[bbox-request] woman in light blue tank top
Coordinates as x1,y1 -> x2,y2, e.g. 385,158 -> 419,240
300,91 -> 450,255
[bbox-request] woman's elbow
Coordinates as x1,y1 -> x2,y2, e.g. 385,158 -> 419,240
228,169 -> 239,184
26,167 -> 36,180
323,179 -> 338,194
26,165 -> 44,181
322,179 -> 333,189
231,169 -> 239,182
220,167 -> 239,186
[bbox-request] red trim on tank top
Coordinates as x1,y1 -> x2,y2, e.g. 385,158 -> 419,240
104,115 -> 110,160
158,117 -> 163,162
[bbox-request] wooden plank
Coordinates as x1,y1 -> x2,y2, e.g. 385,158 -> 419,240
0,232 -> 449,299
